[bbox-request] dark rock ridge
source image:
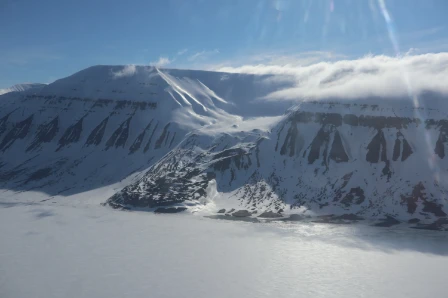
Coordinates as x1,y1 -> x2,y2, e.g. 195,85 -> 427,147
392,132 -> 413,161
144,122 -> 159,153
24,94 -> 157,110
329,131 -> 349,163
57,116 -> 84,151
373,216 -> 401,227
129,120 -> 153,154
366,130 -> 388,163
154,207 -> 187,213
27,117 -> 59,152
0,112 -> 13,138
434,122 -> 447,159
154,123 -> 171,149
400,182 -> 446,217
232,210 -> 251,217
105,117 -> 132,150
339,187 -> 365,207
258,211 -> 283,218
107,144 -> 217,208
0,115 -> 34,151
85,117 -> 109,147
286,110 -> 420,129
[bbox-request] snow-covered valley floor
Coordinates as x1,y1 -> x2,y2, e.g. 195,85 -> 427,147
1,202 -> 448,298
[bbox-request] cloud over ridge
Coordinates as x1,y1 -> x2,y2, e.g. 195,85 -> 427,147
217,53 -> 448,102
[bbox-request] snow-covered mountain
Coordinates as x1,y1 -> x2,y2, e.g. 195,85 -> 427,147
0,65 -> 292,202
1,64 -> 448,226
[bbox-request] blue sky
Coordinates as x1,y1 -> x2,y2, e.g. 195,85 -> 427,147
1,0 -> 447,88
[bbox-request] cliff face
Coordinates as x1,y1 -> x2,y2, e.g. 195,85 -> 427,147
0,93 -> 179,198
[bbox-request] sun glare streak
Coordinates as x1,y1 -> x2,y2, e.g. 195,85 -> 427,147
378,0 -> 399,55
377,0 -> 440,180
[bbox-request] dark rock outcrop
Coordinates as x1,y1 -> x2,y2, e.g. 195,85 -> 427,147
154,123 -> 171,149
411,223 -> 444,231
340,187 -> 365,207
373,216 -> 400,227
0,115 -> 34,151
105,117 -> 132,150
143,122 -> 159,153
232,210 -> 251,217
154,207 -> 187,213
392,132 -> 413,162
169,132 -> 176,148
280,121 -> 300,157
329,130 -> 349,163
308,127 -> 330,165
85,117 -> 108,147
0,112 -> 13,138
27,117 -> 59,152
212,147 -> 251,177
129,120 -> 153,154
25,167 -> 52,183
366,129 -> 387,163
434,130 -> 446,159
401,139 -> 413,161
334,214 -> 364,221
57,116 -> 84,151
258,211 -> 283,218
401,182 -> 446,217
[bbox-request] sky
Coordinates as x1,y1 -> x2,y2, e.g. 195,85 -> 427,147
0,0 -> 448,89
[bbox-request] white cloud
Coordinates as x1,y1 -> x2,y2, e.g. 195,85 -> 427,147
207,51 -> 346,73
112,64 -> 137,78
177,49 -> 188,56
188,49 -> 220,62
216,52 -> 448,102
151,57 -> 172,67
258,51 -> 346,65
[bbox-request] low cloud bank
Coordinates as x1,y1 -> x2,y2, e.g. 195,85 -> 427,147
217,53 -> 448,101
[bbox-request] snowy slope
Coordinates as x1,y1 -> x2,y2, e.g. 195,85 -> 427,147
1,64 -> 448,225
0,83 -> 46,96
2,203 -> 448,298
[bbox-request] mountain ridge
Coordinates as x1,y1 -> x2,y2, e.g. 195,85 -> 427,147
0,83 -> 46,96
1,64 -> 448,228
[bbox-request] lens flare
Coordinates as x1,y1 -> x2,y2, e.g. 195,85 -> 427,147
378,0 -> 399,55
377,0 -> 440,180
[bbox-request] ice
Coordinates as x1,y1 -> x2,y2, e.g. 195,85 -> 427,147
1,203 -> 447,298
